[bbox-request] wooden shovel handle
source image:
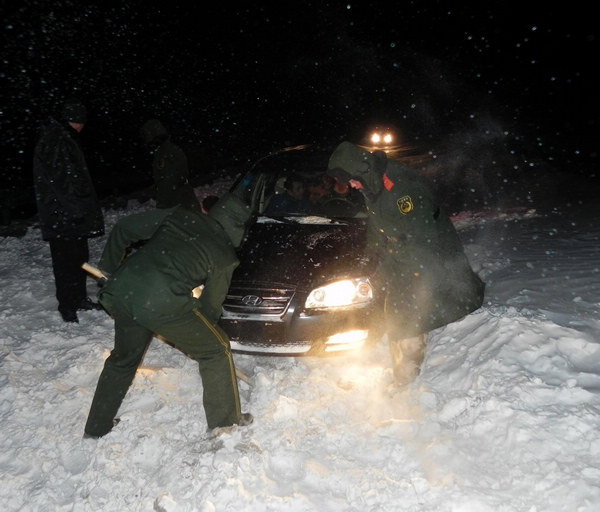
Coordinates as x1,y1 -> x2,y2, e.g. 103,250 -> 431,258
82,262 -> 107,280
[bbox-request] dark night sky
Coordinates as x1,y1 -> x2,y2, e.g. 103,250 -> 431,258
2,1 -> 598,209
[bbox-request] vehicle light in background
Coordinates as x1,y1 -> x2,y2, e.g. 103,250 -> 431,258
324,329 -> 369,352
370,131 -> 393,146
305,278 -> 373,309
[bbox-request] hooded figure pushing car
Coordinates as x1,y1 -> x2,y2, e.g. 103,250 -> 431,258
327,141 -> 485,384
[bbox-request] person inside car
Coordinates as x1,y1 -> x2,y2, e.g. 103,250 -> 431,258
265,173 -> 312,214
326,141 -> 485,384
319,178 -> 364,217
307,173 -> 334,205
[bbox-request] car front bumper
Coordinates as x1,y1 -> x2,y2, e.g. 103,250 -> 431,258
220,305 -> 383,356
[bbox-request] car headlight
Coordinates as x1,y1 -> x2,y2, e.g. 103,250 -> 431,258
305,278 -> 373,309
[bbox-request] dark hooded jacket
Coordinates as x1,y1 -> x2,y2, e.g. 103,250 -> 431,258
98,193 -> 251,325
140,119 -> 197,210
32,117 -> 104,240
328,141 -> 484,337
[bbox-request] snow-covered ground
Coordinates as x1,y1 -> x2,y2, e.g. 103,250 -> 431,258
1,177 -> 599,512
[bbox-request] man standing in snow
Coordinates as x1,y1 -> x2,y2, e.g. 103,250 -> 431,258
327,141 -> 485,384
139,119 -> 199,211
32,98 -> 105,323
84,193 -> 253,438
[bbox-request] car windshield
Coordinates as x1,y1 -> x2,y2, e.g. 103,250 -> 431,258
231,146 -> 367,219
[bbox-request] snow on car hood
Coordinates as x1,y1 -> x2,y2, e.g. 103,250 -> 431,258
233,216 -> 373,288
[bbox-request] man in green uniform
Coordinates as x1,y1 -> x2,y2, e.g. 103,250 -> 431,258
84,193 -> 252,438
140,119 -> 199,210
327,142 -> 485,384
96,206 -> 177,276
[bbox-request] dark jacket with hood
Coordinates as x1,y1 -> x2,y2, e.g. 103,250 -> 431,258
98,193 -> 251,325
327,141 -> 484,337
140,119 -> 197,210
32,117 -> 104,240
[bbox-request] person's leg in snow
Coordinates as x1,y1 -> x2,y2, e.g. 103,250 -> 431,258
84,300 -> 251,438
84,312 -> 153,437
150,308 -> 247,429
389,334 -> 428,385
49,237 -> 92,322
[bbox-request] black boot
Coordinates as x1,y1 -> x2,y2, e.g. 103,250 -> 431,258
83,418 -> 120,439
238,412 -> 254,426
60,309 -> 79,323
77,297 -> 103,311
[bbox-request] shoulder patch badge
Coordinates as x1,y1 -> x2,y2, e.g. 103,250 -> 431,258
157,157 -> 166,170
397,195 -> 414,215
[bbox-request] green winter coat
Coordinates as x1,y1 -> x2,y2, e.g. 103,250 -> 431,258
327,141 -> 485,338
99,193 -> 251,325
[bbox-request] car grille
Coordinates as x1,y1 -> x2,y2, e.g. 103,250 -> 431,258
222,284 -> 296,316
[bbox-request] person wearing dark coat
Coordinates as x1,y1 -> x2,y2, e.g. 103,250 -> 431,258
84,193 -> 253,438
139,119 -> 199,210
327,141 -> 485,384
32,98 -> 104,323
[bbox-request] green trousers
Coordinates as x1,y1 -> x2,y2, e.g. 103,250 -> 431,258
84,295 -> 242,437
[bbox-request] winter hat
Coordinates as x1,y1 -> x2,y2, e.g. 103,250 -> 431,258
327,142 -> 369,180
326,141 -> 384,196
61,99 -> 87,124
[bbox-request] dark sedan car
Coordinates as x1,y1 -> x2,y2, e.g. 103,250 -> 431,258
218,144 -> 386,356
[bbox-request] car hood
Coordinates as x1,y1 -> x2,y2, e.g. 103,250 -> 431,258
233,217 -> 373,289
